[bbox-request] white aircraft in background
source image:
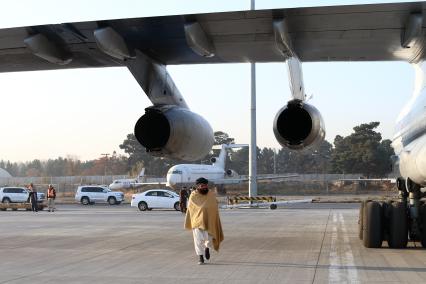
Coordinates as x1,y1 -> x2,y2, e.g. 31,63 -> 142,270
109,168 -> 146,190
166,144 -> 296,189
110,144 -> 296,190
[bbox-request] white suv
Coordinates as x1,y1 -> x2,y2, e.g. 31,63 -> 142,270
75,186 -> 124,205
0,187 -> 45,203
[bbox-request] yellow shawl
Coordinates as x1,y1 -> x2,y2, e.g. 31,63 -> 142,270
184,190 -> 224,251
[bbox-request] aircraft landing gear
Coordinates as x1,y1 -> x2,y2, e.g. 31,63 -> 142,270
360,177 -> 426,248
361,200 -> 384,248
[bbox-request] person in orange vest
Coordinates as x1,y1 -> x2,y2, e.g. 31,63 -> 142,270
47,184 -> 56,212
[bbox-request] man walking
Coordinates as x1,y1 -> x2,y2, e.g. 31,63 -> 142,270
28,183 -> 38,212
185,177 -> 224,265
47,184 -> 56,212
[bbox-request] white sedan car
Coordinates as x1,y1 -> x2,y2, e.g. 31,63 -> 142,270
131,189 -> 180,211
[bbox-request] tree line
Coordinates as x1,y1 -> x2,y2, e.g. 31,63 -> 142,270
0,122 -> 394,178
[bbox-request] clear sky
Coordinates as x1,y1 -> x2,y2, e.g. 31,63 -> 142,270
0,0 -> 418,162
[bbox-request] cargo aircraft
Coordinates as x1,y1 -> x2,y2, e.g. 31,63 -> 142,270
0,1 -> 426,249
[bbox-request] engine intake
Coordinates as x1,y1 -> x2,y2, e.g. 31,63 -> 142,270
273,100 -> 325,150
134,106 -> 214,161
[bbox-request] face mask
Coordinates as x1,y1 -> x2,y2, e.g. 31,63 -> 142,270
198,187 -> 209,195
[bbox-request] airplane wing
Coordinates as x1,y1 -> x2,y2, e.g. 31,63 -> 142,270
212,174 -> 299,185
339,178 -> 397,183
133,181 -> 167,186
0,2 -> 424,73
222,198 -> 313,209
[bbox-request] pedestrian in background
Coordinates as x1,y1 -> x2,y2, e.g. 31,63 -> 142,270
47,184 -> 56,212
179,187 -> 189,213
28,183 -> 38,212
185,177 -> 224,265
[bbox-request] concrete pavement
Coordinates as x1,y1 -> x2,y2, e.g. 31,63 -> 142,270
0,204 -> 425,283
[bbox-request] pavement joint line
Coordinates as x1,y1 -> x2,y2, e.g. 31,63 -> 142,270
311,208 -> 331,284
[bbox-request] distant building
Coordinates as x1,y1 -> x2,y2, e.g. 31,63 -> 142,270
0,168 -> 12,178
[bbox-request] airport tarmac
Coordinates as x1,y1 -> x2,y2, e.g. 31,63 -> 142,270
0,203 -> 425,284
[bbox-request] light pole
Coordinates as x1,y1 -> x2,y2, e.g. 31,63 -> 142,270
248,0 -> 257,198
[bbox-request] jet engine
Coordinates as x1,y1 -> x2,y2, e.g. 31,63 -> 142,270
226,169 -> 238,177
273,100 -> 325,150
134,105 -> 214,161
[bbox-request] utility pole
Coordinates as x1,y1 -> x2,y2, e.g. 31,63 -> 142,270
249,0 -> 257,198
100,153 -> 110,177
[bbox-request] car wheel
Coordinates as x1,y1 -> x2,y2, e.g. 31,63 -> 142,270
115,201 -> 121,205
174,202 -> 180,211
1,198 -> 11,211
81,197 -> 90,205
108,197 -> 117,205
138,202 -> 148,211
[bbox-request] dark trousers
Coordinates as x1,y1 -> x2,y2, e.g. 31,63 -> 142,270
180,198 -> 187,213
30,193 -> 38,212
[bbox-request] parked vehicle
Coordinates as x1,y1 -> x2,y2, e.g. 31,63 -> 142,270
74,186 -> 124,205
0,187 -> 45,203
131,189 -> 180,211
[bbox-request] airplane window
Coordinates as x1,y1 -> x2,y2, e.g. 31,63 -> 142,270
172,170 -> 182,174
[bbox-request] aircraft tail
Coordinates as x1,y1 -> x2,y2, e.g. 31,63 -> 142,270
211,144 -> 248,169
137,168 -> 145,182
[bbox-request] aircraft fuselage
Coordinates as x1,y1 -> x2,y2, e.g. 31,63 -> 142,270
166,164 -> 225,189
392,62 -> 426,186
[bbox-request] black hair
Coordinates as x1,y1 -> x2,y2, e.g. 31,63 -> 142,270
195,177 -> 208,185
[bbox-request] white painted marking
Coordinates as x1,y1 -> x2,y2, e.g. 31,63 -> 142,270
328,213 -> 359,283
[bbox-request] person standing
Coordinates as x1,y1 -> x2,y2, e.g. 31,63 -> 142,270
179,187 -> 189,213
47,184 -> 56,212
28,183 -> 38,212
185,177 -> 224,265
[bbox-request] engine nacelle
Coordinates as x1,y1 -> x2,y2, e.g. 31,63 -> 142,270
226,169 -> 238,177
134,105 -> 214,161
273,100 -> 325,150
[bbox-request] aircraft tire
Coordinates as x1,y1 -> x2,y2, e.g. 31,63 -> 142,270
362,201 -> 383,248
358,201 -> 364,240
419,203 -> 426,248
387,201 -> 408,248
